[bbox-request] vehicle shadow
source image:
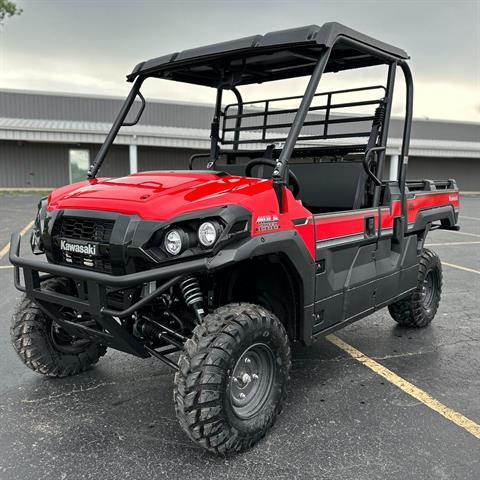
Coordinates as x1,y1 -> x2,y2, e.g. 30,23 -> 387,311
0,320 -> 443,479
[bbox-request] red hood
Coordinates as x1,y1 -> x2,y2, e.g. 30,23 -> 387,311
48,172 -> 274,220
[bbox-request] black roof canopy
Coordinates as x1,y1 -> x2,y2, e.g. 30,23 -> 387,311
127,22 -> 409,87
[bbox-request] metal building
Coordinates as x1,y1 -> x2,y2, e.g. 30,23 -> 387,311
0,89 -> 479,191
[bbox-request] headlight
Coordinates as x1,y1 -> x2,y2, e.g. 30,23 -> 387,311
30,197 -> 48,255
37,197 -> 48,233
164,229 -> 183,256
198,221 -> 218,247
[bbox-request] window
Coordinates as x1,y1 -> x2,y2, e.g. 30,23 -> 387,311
69,149 -> 90,183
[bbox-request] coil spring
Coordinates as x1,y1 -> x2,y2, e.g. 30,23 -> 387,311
373,103 -> 386,126
179,276 -> 203,307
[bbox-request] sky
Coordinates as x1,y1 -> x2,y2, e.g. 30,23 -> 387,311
0,0 -> 479,122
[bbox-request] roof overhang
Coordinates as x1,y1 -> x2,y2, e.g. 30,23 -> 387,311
2,117 -> 479,159
127,23 -> 409,87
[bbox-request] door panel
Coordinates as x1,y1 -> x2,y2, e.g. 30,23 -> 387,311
376,202 -> 419,307
343,243 -> 377,319
311,188 -> 424,338
315,243 -> 359,329
313,208 -> 380,333
312,293 -> 343,334
344,279 -> 377,320
315,244 -> 359,299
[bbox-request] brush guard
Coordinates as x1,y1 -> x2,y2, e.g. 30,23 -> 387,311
9,232 -> 210,369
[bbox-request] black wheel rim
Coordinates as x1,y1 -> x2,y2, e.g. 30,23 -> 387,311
50,321 -> 91,354
229,343 -> 276,419
421,269 -> 437,311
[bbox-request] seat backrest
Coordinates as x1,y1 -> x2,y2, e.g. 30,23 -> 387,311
216,161 -> 269,178
289,162 -> 367,212
218,161 -> 367,212
216,164 -> 247,176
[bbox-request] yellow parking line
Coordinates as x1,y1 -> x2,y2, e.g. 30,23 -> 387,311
0,265 -> 13,270
327,334 -> 480,440
426,241 -> 480,247
0,220 -> 34,261
442,261 -> 480,275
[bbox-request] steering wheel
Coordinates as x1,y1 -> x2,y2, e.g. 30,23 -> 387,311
245,158 -> 300,198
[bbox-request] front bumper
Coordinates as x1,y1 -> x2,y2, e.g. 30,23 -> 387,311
9,232 -> 209,358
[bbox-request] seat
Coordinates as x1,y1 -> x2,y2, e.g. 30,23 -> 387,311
217,161 -> 269,177
217,164 -> 247,176
218,160 -> 368,213
289,162 -> 367,212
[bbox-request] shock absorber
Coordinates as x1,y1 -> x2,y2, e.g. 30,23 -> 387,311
179,276 -> 205,323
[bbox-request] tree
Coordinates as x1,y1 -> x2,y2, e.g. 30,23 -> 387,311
0,0 -> 22,25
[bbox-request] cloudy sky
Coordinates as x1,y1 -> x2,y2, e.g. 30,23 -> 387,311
0,0 -> 479,122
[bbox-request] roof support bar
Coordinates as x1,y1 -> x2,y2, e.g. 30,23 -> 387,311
274,35 -> 407,186
88,76 -> 145,179
208,87 -> 223,168
274,47 -> 331,193
398,61 -> 414,231
372,61 -> 396,206
230,87 -> 243,154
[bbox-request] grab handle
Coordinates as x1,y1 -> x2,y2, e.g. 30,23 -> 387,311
363,146 -> 385,186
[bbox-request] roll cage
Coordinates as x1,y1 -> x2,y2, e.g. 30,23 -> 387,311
87,22 -> 413,218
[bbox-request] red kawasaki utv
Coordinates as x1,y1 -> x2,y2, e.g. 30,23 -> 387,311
10,23 -> 460,454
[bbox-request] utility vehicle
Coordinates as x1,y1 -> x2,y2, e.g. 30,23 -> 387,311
10,23 -> 460,454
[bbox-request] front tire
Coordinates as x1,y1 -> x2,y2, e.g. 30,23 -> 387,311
388,248 -> 442,328
11,277 -> 107,377
174,303 -> 291,454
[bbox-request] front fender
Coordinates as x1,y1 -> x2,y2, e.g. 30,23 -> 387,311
207,230 -> 316,343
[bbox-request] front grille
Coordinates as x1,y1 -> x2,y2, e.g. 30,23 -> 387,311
61,251 -> 113,274
55,216 -> 115,274
59,217 -> 114,243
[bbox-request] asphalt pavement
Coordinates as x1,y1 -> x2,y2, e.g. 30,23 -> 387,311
0,192 -> 478,480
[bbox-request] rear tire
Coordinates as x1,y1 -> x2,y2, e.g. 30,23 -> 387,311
388,248 -> 442,328
173,302 -> 291,454
10,277 -> 107,377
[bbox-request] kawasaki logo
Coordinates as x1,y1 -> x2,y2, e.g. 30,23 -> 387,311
60,239 -> 98,256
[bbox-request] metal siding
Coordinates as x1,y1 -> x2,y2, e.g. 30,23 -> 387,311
0,90 -> 214,130
383,155 -> 480,191
141,102 -> 214,129
138,146 -> 205,171
0,91 -> 120,123
1,90 -> 479,191
388,118 -> 480,143
90,145 -> 130,179
0,140 -> 129,188
383,157 -> 480,192
1,140 -> 478,191
406,156 -> 480,192
1,90 -> 478,143
0,141 -> 68,187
